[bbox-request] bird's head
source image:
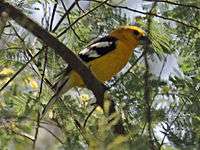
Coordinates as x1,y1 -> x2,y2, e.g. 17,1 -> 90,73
110,26 -> 150,48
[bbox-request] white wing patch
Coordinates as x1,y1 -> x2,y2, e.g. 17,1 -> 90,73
90,41 -> 113,49
78,36 -> 117,62
79,48 -> 90,55
79,41 -> 113,57
79,47 -> 100,58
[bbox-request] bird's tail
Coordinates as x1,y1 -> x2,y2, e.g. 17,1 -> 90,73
41,73 -> 73,119
40,75 -> 70,119
41,67 -> 85,119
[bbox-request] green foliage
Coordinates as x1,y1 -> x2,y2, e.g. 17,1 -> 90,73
0,0 -> 200,149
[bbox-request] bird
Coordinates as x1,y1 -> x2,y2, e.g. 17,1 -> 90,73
41,25 -> 150,118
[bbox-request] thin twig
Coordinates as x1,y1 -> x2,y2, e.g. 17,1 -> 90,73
81,0 -> 200,32
66,10 -> 86,43
39,125 -> 64,144
52,2 -> 76,32
12,130 -> 34,142
159,99 -> 186,149
41,2 -> 50,28
140,122 -> 147,135
60,0 -> 87,42
151,55 -> 168,107
0,50 -> 42,93
60,0 -> 67,11
158,55 -> 168,80
75,0 -> 85,12
9,22 -> 24,41
40,77 -> 69,119
83,105 -> 97,127
37,45 -> 48,100
57,0 -> 109,38
33,111 -> 40,149
49,0 -> 58,31
144,0 -> 200,10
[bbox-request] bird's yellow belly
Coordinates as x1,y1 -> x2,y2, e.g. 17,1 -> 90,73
89,50 -> 130,82
69,42 -> 133,88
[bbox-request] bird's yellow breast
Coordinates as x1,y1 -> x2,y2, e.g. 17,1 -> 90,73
68,41 -> 135,88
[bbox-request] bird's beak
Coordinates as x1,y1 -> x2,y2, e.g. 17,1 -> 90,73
139,35 -> 151,45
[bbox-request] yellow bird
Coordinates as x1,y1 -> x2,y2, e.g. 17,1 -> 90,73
42,25 -> 149,117
57,26 -> 148,93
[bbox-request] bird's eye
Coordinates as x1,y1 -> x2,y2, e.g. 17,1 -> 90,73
133,30 -> 139,36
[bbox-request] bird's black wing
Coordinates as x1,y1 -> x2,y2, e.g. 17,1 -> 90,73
53,36 -> 117,88
78,36 -> 118,62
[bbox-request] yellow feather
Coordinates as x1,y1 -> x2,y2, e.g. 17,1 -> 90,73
41,26 -> 147,118
60,26 -> 145,93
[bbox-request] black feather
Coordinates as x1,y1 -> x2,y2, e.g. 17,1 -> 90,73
79,36 -> 118,62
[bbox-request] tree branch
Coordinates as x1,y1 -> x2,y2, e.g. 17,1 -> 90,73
57,0 -> 109,38
82,0 -> 200,32
0,1 -> 105,107
49,0 -> 58,31
143,1 -> 157,149
52,1 -> 76,32
144,0 -> 200,10
33,111 -> 40,149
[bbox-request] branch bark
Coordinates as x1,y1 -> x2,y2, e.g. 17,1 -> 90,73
0,1 -> 105,106
0,1 -> 125,135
